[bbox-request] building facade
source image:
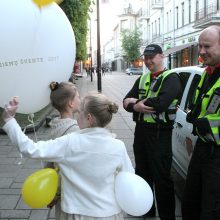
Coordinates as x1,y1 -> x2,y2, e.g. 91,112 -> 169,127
102,0 -> 220,72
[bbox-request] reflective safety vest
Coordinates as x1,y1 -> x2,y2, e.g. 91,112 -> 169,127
138,70 -> 178,123
192,71 -> 220,145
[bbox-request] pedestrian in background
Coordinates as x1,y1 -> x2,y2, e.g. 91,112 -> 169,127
86,67 -> 90,77
91,66 -> 95,75
123,44 -> 182,220
181,25 -> 220,220
2,93 -> 134,220
46,81 -> 80,220
102,67 -> 105,76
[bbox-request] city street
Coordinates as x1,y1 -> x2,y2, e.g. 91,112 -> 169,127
0,71 -> 182,219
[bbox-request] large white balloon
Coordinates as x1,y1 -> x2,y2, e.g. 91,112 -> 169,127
115,172 -> 153,216
0,0 -> 75,114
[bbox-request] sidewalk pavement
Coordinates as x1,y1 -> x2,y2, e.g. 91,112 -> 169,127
0,71 -> 182,219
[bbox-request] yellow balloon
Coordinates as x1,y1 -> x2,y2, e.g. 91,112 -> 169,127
22,168 -> 58,208
32,0 -> 63,7
55,0 -> 64,4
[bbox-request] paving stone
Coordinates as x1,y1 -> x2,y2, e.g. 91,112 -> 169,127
14,169 -> 40,182
48,207 -> 55,218
7,150 -> 21,158
11,182 -> 23,189
22,158 -> 44,169
0,178 -> 13,188
16,197 -> 32,210
0,195 -> 20,209
0,189 -> 21,195
0,158 -> 16,165
114,129 -> 134,139
10,219 -> 27,220
0,209 -> 30,218
0,147 -> 12,155
29,209 -> 49,220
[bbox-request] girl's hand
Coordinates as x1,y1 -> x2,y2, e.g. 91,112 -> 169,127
2,96 -> 19,122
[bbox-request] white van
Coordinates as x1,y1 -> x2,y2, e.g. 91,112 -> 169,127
170,66 -> 205,179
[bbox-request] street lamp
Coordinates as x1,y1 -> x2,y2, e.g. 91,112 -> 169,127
96,0 -> 102,92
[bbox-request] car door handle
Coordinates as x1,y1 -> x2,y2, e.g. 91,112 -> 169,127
176,122 -> 183,128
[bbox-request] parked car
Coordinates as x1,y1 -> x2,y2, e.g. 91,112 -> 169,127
171,66 -> 205,179
126,67 -> 143,75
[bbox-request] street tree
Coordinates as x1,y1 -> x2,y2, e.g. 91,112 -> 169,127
60,0 -> 94,61
121,28 -> 142,67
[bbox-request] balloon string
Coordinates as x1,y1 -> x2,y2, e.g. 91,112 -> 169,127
18,113 -> 43,167
27,114 -> 44,168
28,114 -> 38,142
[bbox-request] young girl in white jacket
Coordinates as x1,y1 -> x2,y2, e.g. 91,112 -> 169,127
3,93 -> 134,220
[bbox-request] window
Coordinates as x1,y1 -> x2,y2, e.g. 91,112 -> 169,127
120,20 -> 127,31
189,0 -> 191,23
151,22 -> 153,39
196,0 -> 199,12
148,24 -> 150,40
182,48 -> 190,67
204,0 -> 207,16
176,6 -> 179,29
178,72 -> 191,103
158,18 -> 161,35
182,2 -> 185,26
170,10 -> 172,31
184,74 -> 201,112
196,0 -> 199,20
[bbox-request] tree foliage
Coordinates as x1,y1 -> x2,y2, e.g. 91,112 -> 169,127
121,28 -> 142,66
60,0 -> 94,61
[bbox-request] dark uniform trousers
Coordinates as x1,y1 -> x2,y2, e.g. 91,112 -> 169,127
182,139 -> 220,220
133,122 -> 176,220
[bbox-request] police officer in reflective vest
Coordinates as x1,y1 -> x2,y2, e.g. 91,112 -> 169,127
182,25 -> 220,220
123,44 -> 181,220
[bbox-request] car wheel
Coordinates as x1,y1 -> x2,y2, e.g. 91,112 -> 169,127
129,72 -> 133,76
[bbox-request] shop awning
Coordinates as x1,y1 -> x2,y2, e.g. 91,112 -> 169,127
163,42 -> 198,56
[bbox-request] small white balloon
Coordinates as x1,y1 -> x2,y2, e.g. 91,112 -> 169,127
0,0 -> 75,114
115,172 -> 153,216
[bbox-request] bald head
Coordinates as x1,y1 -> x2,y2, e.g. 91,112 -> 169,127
199,25 -> 220,43
198,25 -> 220,66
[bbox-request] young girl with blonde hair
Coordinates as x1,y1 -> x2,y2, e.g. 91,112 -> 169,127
3,93 -> 134,220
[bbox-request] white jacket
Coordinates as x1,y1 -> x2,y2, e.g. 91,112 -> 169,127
3,118 -> 134,217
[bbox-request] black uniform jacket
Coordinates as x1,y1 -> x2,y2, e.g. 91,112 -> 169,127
123,72 -> 182,129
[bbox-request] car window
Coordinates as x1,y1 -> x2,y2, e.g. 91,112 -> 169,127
184,74 -> 201,112
178,72 -> 191,104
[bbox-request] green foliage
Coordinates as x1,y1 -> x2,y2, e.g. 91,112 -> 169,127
121,28 -> 142,66
60,0 -> 94,61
